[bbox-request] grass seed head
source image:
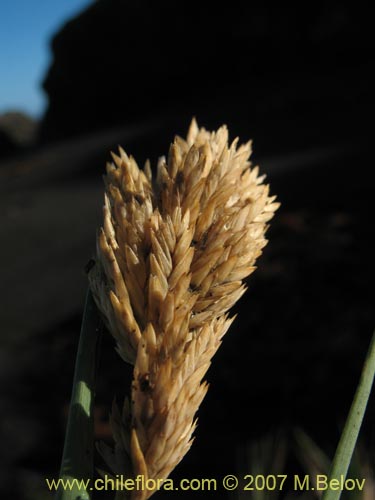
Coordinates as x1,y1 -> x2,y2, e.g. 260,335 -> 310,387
89,119 -> 279,499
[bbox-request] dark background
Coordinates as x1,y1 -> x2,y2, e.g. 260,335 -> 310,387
0,1 -> 374,498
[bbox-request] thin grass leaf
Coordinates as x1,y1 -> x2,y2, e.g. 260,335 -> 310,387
322,330 -> 375,500
57,289 -> 101,500
294,427 -> 331,486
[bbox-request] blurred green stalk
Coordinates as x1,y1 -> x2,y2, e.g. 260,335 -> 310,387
322,330 -> 375,500
56,289 -> 101,500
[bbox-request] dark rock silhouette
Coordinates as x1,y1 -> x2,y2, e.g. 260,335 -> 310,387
0,129 -> 18,160
0,112 -> 37,159
40,1 -> 373,142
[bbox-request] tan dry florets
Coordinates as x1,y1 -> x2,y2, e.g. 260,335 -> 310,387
88,119 -> 279,499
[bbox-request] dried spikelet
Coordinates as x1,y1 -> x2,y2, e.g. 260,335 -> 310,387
89,119 -> 279,499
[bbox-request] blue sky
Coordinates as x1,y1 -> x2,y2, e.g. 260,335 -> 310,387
0,0 -> 93,118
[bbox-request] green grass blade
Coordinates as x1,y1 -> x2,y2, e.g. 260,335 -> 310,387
322,330 -> 375,500
56,289 -> 101,500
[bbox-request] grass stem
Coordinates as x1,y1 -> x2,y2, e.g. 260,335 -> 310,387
322,330 -> 375,500
56,289 -> 101,500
